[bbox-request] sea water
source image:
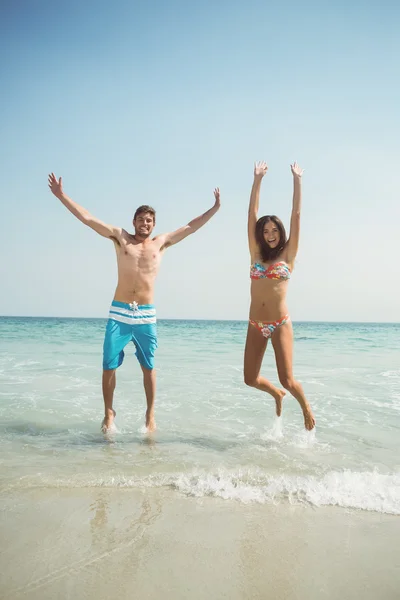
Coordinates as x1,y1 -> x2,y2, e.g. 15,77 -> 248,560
1,317 -> 399,514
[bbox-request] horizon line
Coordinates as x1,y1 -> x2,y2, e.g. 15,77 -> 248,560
0,315 -> 399,325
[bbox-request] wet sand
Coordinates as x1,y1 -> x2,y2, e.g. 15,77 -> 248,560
1,487 -> 399,599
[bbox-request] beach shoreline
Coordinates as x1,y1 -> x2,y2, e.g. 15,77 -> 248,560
1,486 -> 399,600
1,317 -> 400,598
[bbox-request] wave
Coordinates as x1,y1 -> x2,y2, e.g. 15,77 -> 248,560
6,468 -> 400,515
160,469 -> 400,514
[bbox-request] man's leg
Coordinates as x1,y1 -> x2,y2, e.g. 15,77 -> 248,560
102,318 -> 131,433
102,369 -> 117,431
133,320 -> 158,432
141,365 -> 156,432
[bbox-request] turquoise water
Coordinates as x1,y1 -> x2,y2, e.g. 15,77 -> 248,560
1,317 -> 399,513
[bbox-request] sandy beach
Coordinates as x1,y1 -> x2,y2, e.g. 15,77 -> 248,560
1,487 -> 399,600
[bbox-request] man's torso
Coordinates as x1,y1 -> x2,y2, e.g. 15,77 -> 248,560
112,229 -> 165,305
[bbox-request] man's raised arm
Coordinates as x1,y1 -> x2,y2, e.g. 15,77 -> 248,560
161,188 -> 221,249
48,173 -> 121,241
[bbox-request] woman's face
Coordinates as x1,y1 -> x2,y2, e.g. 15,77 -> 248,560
263,220 -> 280,249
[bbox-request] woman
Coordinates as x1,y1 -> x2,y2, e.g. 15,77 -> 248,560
244,160 -> 315,430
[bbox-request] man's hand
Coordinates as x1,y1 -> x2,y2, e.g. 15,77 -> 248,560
290,161 -> 304,178
213,187 -> 221,208
47,172 -> 120,239
254,161 -> 268,180
48,173 -> 64,199
161,188 -> 221,249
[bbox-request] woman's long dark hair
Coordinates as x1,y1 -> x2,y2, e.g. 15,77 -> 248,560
255,215 -> 287,262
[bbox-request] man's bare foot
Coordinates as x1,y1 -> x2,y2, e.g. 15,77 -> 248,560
101,409 -> 116,434
272,389 -> 286,417
302,404 -> 316,430
145,410 -> 156,433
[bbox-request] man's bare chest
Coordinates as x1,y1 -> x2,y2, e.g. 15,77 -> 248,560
118,243 -> 161,272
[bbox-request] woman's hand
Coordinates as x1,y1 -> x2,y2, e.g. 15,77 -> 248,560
290,161 -> 304,178
254,161 -> 268,180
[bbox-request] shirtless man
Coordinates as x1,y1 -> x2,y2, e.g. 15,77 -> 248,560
48,173 -> 220,433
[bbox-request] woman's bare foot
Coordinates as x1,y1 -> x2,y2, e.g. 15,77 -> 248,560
101,409 -> 116,434
272,389 -> 286,417
302,403 -> 316,430
145,410 -> 156,433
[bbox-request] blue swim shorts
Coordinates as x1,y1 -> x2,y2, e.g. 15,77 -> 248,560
103,301 -> 158,371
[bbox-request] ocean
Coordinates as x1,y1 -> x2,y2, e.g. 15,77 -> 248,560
1,316 -> 400,599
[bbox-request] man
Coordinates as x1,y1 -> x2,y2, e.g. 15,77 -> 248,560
48,173 -> 220,433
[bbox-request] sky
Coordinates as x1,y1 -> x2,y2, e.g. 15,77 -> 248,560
0,0 -> 399,321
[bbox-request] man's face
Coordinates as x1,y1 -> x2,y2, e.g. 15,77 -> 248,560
133,212 -> 155,238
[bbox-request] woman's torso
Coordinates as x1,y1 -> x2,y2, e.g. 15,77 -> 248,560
249,253 -> 293,321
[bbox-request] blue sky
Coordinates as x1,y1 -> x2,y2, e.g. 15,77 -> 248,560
1,0 -> 399,321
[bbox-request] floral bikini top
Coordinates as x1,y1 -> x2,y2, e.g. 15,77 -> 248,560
250,261 -> 291,281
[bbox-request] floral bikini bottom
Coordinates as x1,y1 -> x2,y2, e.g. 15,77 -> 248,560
249,314 -> 290,339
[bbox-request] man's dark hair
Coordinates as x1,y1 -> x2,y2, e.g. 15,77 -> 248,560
134,205 -> 156,222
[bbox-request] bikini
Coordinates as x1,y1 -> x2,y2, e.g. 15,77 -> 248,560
249,261 -> 291,339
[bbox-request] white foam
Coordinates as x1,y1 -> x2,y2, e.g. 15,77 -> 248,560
292,428 -> 317,449
20,468 -> 400,515
260,416 -> 283,441
168,469 -> 400,514
137,424 -> 157,434
101,420 -> 119,438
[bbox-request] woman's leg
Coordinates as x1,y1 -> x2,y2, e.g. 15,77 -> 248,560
244,323 -> 286,416
271,321 -> 315,430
